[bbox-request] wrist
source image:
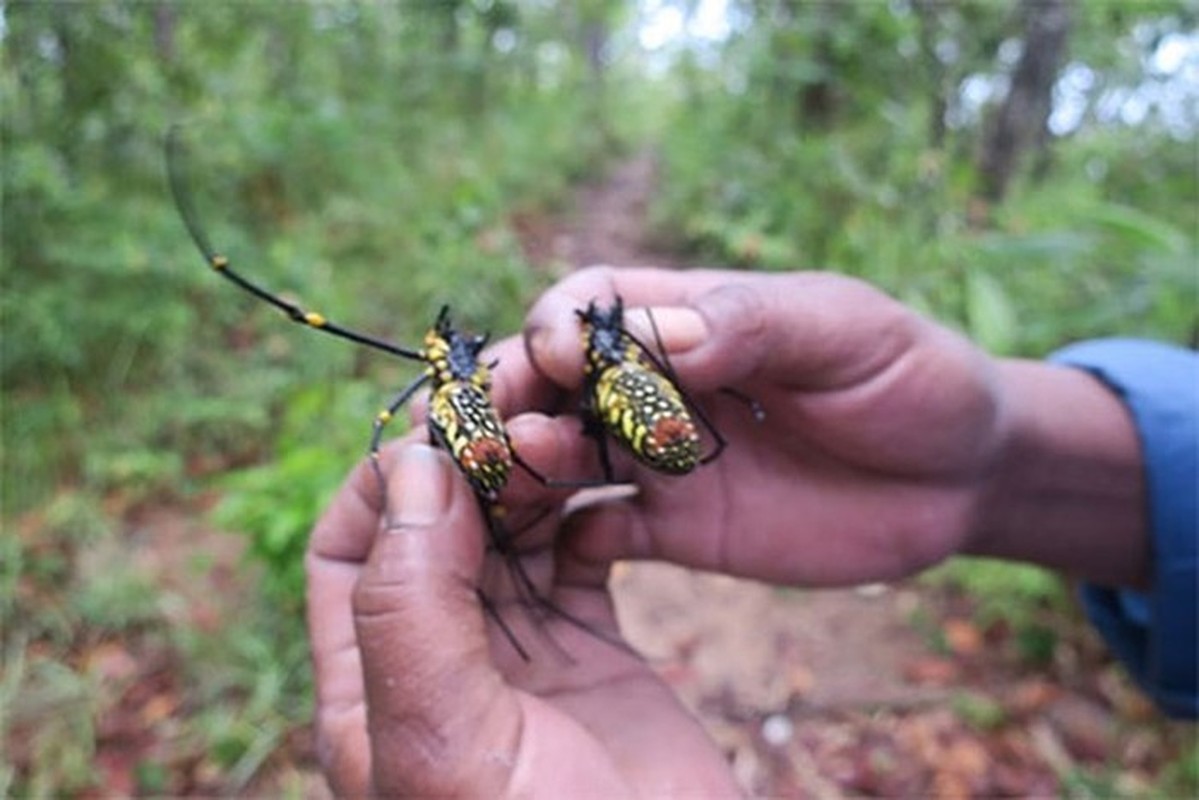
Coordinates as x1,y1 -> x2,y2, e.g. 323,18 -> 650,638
963,358 -> 1148,588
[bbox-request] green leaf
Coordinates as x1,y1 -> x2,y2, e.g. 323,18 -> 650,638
965,270 -> 1019,355
1087,202 -> 1189,255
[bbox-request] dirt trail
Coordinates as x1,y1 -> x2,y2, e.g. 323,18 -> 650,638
517,151 -> 682,271
564,151 -> 683,269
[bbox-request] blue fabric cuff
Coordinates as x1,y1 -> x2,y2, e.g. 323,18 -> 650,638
1050,338 -> 1198,719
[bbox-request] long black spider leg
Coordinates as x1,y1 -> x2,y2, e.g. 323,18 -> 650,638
625,311 -> 729,465
638,306 -> 765,424
410,422 -> 537,663
482,493 -> 641,661
585,412 -> 617,483
165,125 -> 424,362
485,502 -> 640,661
511,450 -> 617,489
481,500 -> 578,665
718,387 -> 766,422
368,372 -> 433,499
474,575 -> 531,663
577,373 -> 618,483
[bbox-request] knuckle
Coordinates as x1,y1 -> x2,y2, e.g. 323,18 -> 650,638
702,282 -> 769,346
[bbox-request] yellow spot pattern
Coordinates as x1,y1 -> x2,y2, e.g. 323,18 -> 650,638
595,362 -> 699,474
429,382 -> 512,496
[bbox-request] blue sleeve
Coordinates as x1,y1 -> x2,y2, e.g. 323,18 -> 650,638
1049,338 -> 1198,719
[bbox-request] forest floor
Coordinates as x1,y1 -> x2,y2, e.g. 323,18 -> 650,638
60,153 -> 1193,798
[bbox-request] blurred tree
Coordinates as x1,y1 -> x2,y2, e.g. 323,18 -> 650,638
977,0 -> 1073,202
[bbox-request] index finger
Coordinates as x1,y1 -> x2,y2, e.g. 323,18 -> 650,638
486,332 -> 571,417
523,266 -> 747,389
525,266 -> 929,394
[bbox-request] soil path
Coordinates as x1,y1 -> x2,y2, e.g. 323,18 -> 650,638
563,151 -> 683,269
518,151 -> 683,271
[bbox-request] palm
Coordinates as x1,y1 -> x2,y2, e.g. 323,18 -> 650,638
452,486 -> 741,796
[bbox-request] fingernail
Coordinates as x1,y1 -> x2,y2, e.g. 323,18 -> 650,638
524,315 -> 584,388
388,444 -> 450,529
525,324 -> 552,368
629,307 -> 709,353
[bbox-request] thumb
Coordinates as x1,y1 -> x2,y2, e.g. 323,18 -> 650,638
524,269 -> 918,395
649,275 -> 922,392
352,443 -> 521,796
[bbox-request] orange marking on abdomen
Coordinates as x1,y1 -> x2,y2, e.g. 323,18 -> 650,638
650,416 -> 696,447
462,437 -> 511,469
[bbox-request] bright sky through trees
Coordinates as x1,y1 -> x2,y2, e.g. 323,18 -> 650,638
638,0 -> 731,50
635,0 -> 1197,138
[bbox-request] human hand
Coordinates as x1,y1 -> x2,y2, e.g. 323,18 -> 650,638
305,333 -> 743,797
524,267 -> 1008,587
304,266 -> 1148,795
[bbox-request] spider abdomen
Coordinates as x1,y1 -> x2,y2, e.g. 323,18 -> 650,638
429,382 -> 513,497
595,363 -> 700,474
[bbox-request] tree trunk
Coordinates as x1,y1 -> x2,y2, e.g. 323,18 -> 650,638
154,5 -> 176,65
788,0 -> 839,131
913,0 -> 948,149
977,0 -> 1072,203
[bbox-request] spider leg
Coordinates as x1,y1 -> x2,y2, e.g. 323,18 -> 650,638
368,372 -> 433,498
483,499 -> 639,661
166,125 -> 424,362
475,581 -> 531,663
578,375 -> 618,483
628,306 -> 764,465
624,311 -> 729,464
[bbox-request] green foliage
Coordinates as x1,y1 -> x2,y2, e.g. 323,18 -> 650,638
214,380 -> 388,608
3,1 -> 624,516
3,653 -> 101,797
1,487 -> 164,795
963,269 -> 1019,355
656,113 -> 1195,353
951,691 -> 1008,732
3,4 -> 634,794
173,596 -> 312,794
1157,743 -> 1199,800
924,559 -> 1069,623
1053,735 -> 1198,800
922,558 -> 1068,665
651,3 -> 1196,354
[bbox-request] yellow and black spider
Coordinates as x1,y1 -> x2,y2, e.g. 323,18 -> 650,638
577,296 -> 758,480
165,126 -> 613,661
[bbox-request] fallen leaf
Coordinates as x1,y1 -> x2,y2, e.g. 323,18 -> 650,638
84,642 -> 139,684
141,691 -> 179,725
1007,678 -> 1060,715
1046,695 -> 1115,761
903,656 -> 960,686
942,618 -> 984,657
